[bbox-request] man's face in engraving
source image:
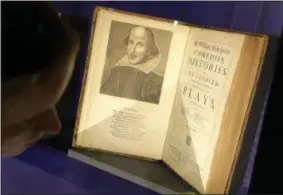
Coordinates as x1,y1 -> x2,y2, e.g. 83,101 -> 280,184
127,27 -> 149,65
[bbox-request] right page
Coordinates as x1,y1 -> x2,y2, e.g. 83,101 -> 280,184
162,27 -> 246,193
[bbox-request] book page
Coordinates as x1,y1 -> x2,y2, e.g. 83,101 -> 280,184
74,9 -> 189,160
162,27 -> 245,192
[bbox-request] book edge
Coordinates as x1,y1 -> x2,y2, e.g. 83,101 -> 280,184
72,7 -> 270,193
74,143 -> 161,162
224,35 -> 269,194
95,6 -> 267,37
73,6 -> 268,150
205,35 -> 269,194
72,7 -> 102,148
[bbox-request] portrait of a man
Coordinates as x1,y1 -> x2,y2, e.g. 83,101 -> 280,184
100,22 -> 172,104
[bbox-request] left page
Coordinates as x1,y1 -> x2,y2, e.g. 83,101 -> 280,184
73,8 -> 190,160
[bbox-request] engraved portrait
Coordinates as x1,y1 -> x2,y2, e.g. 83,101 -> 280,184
100,21 -> 173,104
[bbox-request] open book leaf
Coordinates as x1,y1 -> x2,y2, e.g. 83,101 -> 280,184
72,7 -> 271,194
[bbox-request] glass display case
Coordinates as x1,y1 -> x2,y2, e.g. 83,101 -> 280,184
2,2 -> 282,194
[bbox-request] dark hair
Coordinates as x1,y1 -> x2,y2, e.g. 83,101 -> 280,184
2,2 -> 67,82
123,27 -> 159,58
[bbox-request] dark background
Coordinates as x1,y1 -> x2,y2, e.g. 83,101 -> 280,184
3,2 -> 282,194
46,2 -> 283,194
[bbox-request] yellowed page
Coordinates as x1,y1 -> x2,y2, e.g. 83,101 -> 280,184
74,9 -> 190,160
162,27 -> 245,192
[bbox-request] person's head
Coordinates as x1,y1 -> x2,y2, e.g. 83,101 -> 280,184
2,2 -> 80,157
124,26 -> 159,65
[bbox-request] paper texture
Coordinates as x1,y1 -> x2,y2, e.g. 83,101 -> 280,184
163,27 -> 245,191
75,9 -> 189,159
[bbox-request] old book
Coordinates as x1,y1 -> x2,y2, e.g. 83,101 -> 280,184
72,7 -> 270,194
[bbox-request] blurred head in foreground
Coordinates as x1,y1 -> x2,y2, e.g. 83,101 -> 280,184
2,2 -> 80,157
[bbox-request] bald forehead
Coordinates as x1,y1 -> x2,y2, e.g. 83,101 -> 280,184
130,27 -> 149,41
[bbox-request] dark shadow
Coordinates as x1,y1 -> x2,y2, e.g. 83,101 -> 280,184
40,13 -> 90,152
248,32 -> 283,193
39,7 -> 282,195
229,36 -> 281,194
72,148 -> 199,193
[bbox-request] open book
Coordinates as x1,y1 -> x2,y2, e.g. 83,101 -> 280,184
72,7 -> 269,194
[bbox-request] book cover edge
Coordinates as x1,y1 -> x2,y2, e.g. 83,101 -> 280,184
224,35 -> 269,194
73,6 -> 268,148
205,35 -> 269,194
94,6 -> 268,37
72,6 -> 102,148
71,7 -> 270,194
